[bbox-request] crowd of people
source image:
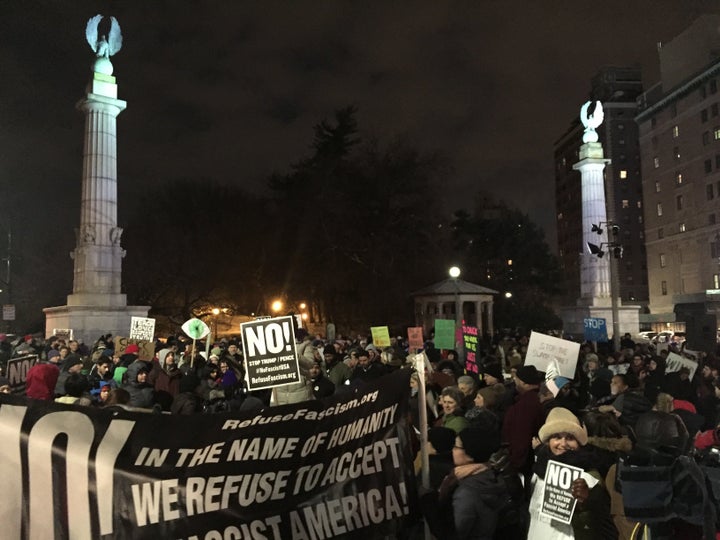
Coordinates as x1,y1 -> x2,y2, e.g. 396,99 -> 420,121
2,329 -> 720,539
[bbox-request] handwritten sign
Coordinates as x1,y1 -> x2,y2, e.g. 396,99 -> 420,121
370,326 -> 391,348
114,337 -> 155,361
525,331 -> 580,379
130,317 -> 156,341
462,325 -> 479,373
665,352 -> 698,381
407,327 -> 424,351
433,319 -> 456,350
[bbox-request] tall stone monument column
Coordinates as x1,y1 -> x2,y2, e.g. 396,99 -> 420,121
574,140 -> 611,305
560,101 -> 640,339
68,73 -> 127,307
44,15 -> 148,343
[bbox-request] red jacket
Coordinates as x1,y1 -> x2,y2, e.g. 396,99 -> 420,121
25,363 -> 60,400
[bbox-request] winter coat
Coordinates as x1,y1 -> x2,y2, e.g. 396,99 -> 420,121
123,362 -> 154,408
325,359 -> 352,390
25,362 -> 59,400
440,412 -> 469,434
275,379 -> 313,405
452,465 -> 511,540
310,373 -> 335,399
171,392 -> 202,415
613,390 -> 652,429
502,387 -> 544,473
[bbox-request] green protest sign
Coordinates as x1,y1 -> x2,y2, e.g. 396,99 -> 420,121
433,319 -> 456,350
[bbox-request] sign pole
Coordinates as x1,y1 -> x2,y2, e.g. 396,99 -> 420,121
414,353 -> 430,490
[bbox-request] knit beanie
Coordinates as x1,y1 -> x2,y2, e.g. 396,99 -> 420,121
538,407 -> 588,445
458,426 -> 501,463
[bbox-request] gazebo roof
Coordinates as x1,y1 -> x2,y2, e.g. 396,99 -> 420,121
411,278 -> 498,296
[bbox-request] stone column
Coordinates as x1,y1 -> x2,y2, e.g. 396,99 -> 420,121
573,142 -> 611,305
486,301 -> 494,337
475,301 -> 483,334
67,72 -> 127,308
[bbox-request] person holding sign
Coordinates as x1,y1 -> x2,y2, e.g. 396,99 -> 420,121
527,407 -> 616,539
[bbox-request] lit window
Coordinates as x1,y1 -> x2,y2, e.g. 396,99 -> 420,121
622,200 -> 629,208
715,127 -> 720,140
654,157 -> 660,168
637,200 -> 642,209
655,181 -> 661,193
660,253 -> 666,267
620,170 -> 628,179
673,147 -> 681,160
672,125 -> 679,138
676,172 -> 683,185
657,203 -> 663,216
557,212 -> 563,220
679,222 -> 686,232
715,274 -> 720,289
661,281 -> 668,295
638,215 -> 643,224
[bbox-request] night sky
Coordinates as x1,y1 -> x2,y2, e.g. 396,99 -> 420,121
1,1 -> 718,256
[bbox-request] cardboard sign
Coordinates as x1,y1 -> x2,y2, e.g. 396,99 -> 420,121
665,352 -> 698,381
130,317 -> 156,341
541,460 -> 583,524
52,328 -> 74,342
407,327 -> 424,351
433,319 -> 456,350
114,337 -> 155,361
462,325 -> 479,374
241,316 -> 301,391
370,326 -> 391,348
525,331 -> 580,379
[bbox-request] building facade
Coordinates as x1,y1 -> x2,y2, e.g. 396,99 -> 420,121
636,15 -> 720,346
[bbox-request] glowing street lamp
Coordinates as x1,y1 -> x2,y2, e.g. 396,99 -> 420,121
271,299 -> 284,313
448,266 -> 461,279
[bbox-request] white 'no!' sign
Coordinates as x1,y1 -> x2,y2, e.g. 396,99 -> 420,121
241,316 -> 301,391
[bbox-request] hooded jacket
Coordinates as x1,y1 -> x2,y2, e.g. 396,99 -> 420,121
123,361 -> 154,408
452,465 -> 512,540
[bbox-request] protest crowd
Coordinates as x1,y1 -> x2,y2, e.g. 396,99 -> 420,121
3,328 -> 720,540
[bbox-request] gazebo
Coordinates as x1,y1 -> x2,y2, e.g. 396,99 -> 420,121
411,278 -> 498,338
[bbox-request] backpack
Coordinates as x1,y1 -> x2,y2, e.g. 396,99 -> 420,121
617,451 -> 716,538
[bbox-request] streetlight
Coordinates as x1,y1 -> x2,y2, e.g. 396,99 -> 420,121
271,299 -> 284,313
504,292 -> 513,299
449,266 -> 461,327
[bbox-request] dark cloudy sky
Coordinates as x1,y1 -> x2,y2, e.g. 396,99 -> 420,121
1,1 -> 719,251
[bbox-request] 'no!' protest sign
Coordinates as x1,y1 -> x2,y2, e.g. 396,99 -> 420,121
241,316 -> 301,391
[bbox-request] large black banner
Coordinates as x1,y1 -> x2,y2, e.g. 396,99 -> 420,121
0,369 -> 417,539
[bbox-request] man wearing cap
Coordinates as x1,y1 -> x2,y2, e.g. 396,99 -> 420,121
323,347 -> 351,391
25,354 -> 61,400
502,364 -> 545,480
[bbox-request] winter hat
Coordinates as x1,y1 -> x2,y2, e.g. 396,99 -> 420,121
458,427 -> 501,463
515,365 -> 544,385
428,426 -> 456,454
538,407 -> 588,446
673,399 -> 697,414
62,355 -> 84,371
47,350 -> 61,361
125,344 -> 140,355
179,373 -> 200,394
211,346 -> 223,357
483,363 -> 503,381
476,387 -> 498,409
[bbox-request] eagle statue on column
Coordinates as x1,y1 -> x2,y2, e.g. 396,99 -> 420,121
86,15 -> 123,58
